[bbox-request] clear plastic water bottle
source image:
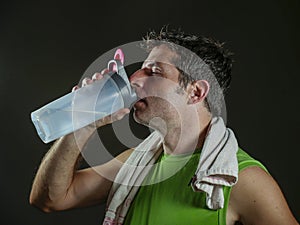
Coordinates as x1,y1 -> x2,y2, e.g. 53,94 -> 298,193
31,49 -> 137,143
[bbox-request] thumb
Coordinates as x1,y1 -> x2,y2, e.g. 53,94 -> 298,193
112,108 -> 130,121
95,108 -> 130,128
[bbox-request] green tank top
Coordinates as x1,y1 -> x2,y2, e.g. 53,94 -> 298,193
124,148 -> 267,225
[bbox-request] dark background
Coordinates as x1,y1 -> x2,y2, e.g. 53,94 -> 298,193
0,0 -> 299,224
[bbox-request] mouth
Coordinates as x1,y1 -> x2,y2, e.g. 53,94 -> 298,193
133,98 -> 148,110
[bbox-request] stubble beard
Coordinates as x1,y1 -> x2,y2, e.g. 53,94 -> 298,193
133,97 -> 181,136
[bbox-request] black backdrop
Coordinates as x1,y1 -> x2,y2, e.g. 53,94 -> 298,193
0,0 -> 299,224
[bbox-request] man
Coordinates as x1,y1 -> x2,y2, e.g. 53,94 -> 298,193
29,28 -> 299,225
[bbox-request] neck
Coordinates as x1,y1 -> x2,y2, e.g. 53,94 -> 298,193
161,109 -> 212,155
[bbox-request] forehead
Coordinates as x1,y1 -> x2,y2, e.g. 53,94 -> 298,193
144,44 -> 177,65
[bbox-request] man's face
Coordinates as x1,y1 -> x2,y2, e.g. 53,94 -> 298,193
130,45 -> 189,130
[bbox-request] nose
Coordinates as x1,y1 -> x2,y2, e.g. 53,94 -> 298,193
129,68 -> 148,88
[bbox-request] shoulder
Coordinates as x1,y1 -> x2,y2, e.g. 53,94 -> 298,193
236,148 -> 267,172
230,166 -> 298,225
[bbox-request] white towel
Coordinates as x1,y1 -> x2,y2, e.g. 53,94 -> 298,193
103,117 -> 238,225
191,117 -> 239,209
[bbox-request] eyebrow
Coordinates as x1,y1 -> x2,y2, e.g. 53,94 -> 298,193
143,61 -> 174,71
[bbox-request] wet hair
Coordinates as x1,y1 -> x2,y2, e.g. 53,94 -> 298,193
142,26 -> 234,116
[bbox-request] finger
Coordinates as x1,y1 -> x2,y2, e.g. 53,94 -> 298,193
72,85 -> 79,92
111,108 -> 130,121
92,72 -> 103,81
96,108 -> 130,127
82,77 -> 93,87
100,68 -> 109,75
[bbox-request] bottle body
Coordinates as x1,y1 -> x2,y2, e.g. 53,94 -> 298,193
31,72 -> 136,143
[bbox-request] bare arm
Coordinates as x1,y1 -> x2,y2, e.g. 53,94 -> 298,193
29,109 -> 131,212
29,72 -> 131,212
29,130 -> 84,212
230,166 -> 299,225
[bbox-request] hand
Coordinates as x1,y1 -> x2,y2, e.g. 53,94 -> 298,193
71,69 -> 130,129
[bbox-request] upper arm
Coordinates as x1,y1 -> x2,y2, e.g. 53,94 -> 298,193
50,148 -> 134,211
230,166 -> 298,225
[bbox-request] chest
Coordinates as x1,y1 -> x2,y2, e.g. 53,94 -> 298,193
124,154 -> 222,225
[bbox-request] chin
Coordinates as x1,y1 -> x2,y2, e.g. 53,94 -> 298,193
133,111 -> 146,124
133,110 -> 151,127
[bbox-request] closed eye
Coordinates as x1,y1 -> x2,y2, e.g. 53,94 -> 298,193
151,71 -> 161,75
142,61 -> 164,76
151,66 -> 162,75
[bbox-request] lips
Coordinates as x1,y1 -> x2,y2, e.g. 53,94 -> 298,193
133,98 -> 147,109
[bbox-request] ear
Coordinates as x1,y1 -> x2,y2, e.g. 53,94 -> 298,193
188,80 -> 210,104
